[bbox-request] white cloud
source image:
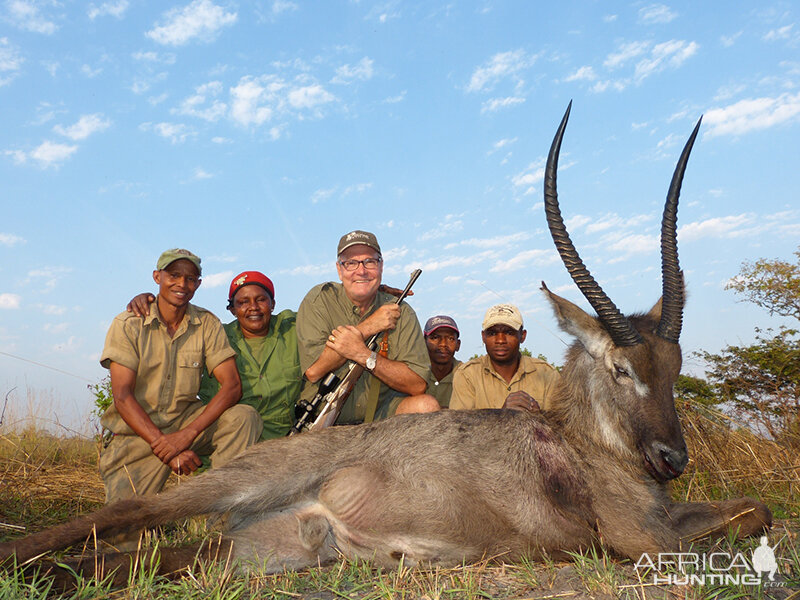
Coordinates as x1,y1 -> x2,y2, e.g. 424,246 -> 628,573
763,24 -> 794,42
88,1 -> 129,20
175,81 -> 227,121
383,91 -> 406,104
43,322 -> 68,334
311,187 -> 336,204
604,41 -> 649,70
342,182 -> 372,196
0,232 -> 25,246
565,66 -> 597,82
272,0 -> 298,15
28,141 -> 78,167
446,232 -> 531,249
490,248 -> 559,273
6,0 -> 58,34
481,96 -> 524,113
132,51 -> 176,65
467,49 -> 534,93
39,303 -> 66,315
418,217 -> 464,241
512,158 -> 545,194
192,167 -> 213,180
678,214 -> 754,242
288,84 -> 335,109
202,270 -> 233,288
332,57 -> 374,84
24,266 -> 72,289
51,335 -> 81,354
53,114 -> 111,140
140,121 -> 194,144
634,40 -> 698,83
146,0 -> 237,46
0,293 -> 21,309
704,92 -> 800,137
720,31 -> 742,47
603,14 -> 617,23
491,137 -> 517,152
81,64 -> 102,78
229,75 -> 335,127
607,233 -> 658,258
638,4 -> 677,25
0,37 -> 23,82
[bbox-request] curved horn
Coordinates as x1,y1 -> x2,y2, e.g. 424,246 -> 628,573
544,102 -> 643,347
656,117 -> 702,343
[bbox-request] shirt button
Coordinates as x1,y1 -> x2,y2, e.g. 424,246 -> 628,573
193,362 -> 199,367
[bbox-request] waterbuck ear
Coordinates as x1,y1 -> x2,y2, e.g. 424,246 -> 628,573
541,282 -> 612,358
647,297 -> 663,322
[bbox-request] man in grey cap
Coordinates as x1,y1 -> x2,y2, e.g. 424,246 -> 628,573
422,315 -> 462,408
297,230 -> 439,423
450,303 -> 560,412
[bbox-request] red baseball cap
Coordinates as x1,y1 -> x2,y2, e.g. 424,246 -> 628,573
228,271 -> 275,306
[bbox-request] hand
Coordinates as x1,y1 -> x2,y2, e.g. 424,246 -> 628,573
326,325 -> 369,363
379,284 -> 414,299
359,304 -> 401,337
168,450 -> 201,475
503,391 -> 541,413
150,429 -> 196,464
126,293 -> 155,317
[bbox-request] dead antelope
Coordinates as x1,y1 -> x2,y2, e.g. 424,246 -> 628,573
0,105 -> 771,587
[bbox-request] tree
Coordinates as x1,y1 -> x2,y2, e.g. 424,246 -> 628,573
699,327 -> 800,445
725,246 -> 800,321
699,247 -> 800,446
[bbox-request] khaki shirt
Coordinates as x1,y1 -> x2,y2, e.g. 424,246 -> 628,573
297,282 -> 428,423
450,355 -> 560,411
100,301 -> 236,435
424,360 -> 461,408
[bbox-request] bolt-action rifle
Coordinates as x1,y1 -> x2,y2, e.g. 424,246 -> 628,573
290,269 -> 422,435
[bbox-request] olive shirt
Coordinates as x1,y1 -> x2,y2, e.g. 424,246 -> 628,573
199,309 -> 302,440
424,360 -> 462,408
450,355 -> 561,411
99,301 -> 237,435
296,282 -> 429,423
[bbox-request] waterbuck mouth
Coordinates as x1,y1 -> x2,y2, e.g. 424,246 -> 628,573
641,445 -> 684,483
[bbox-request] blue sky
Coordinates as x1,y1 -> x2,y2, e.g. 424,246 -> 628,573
1,1 -> 799,430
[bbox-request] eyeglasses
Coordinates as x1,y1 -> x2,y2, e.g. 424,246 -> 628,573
339,258 -> 382,271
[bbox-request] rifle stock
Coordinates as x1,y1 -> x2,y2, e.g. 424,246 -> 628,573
290,269 -> 422,435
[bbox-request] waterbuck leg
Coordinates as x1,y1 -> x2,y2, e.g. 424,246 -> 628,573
665,498 -> 772,547
24,538 -> 234,592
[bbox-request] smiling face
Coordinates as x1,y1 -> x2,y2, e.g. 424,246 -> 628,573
426,327 -> 461,368
230,284 -> 273,338
336,244 -> 383,307
481,324 -> 527,367
152,259 -> 201,309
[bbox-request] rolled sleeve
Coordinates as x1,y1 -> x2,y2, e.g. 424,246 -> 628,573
203,317 -> 237,375
391,303 -> 428,379
296,284 -> 332,373
100,313 -> 141,372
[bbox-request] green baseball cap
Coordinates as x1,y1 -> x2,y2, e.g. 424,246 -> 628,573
156,248 -> 202,275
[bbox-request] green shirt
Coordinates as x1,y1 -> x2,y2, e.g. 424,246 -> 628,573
424,359 -> 461,408
296,282 -> 429,423
100,302 -> 235,435
199,309 -> 301,440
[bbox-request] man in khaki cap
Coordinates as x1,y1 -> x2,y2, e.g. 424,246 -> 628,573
99,248 -> 262,548
450,303 -> 560,412
297,230 -> 438,423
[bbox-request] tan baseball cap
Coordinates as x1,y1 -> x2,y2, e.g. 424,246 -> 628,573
482,303 -> 523,331
337,230 -> 381,256
156,248 -> 202,275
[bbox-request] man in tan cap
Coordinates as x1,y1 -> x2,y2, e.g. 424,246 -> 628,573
297,230 -> 439,423
99,249 -> 262,548
450,303 -> 560,412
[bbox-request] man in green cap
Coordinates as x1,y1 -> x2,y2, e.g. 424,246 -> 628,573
297,230 -> 439,423
100,249 -> 262,547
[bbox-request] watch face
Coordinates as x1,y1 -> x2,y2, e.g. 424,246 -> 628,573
366,352 -> 377,370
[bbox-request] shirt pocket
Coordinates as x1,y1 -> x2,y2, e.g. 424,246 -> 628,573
175,351 -> 204,401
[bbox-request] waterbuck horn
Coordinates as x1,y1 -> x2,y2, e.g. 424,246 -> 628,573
655,117 -> 702,344
544,101 -> 643,346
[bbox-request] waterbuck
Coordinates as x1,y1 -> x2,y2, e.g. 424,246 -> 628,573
0,105 -> 771,586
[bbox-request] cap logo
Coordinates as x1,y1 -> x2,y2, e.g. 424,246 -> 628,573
234,274 -> 248,287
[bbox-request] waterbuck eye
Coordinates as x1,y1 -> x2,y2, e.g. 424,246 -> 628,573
614,364 -> 630,378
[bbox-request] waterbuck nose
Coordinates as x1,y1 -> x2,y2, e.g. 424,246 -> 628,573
658,444 -> 688,476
